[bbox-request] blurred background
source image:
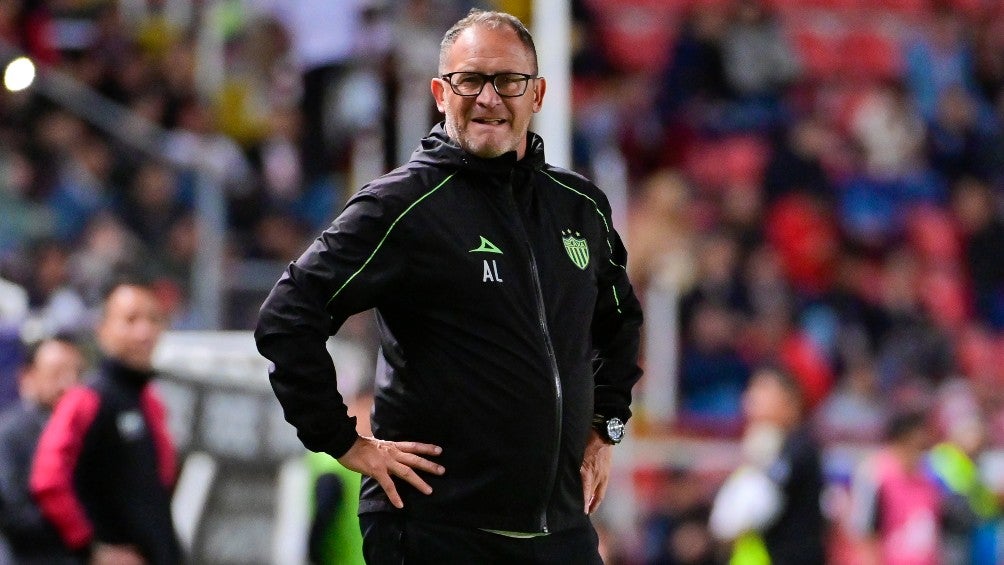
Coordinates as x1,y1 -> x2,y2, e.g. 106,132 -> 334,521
1,0 -> 1004,563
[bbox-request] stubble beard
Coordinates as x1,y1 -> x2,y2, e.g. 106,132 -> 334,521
446,117 -> 515,159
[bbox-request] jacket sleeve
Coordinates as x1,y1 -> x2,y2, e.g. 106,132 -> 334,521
0,415 -> 65,551
255,191 -> 406,458
590,190 -> 644,423
29,387 -> 101,550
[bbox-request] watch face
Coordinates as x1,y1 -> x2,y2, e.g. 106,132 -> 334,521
606,417 -> 624,443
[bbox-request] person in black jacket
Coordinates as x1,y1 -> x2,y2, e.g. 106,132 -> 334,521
710,366 -> 826,564
30,281 -> 181,565
255,8 -> 643,564
0,335 -> 84,564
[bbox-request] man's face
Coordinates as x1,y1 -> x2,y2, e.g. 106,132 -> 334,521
431,25 -> 545,160
22,341 -> 84,408
98,285 -> 165,371
742,373 -> 796,427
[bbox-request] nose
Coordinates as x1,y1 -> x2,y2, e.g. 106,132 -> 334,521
476,80 -> 502,105
135,315 -> 163,342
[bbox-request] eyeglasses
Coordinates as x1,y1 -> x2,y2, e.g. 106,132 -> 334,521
440,72 -> 537,98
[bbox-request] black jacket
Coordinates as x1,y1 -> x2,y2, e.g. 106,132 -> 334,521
256,124 -> 643,534
0,402 -> 78,564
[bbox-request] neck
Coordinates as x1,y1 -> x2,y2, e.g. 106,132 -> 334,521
103,357 -> 154,386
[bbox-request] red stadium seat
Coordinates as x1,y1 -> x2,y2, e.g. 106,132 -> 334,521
904,206 -> 962,264
920,267 -> 970,332
586,0 -> 681,73
871,0 -> 931,17
840,28 -> 904,81
791,25 -> 843,79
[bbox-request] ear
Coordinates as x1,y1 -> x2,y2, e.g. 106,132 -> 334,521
531,77 -> 546,113
431,78 -> 447,113
18,368 -> 35,400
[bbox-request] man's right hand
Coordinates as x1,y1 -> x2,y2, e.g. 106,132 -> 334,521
337,436 -> 445,509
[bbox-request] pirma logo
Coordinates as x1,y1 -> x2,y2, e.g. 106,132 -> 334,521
469,236 -> 503,254
561,230 -> 589,270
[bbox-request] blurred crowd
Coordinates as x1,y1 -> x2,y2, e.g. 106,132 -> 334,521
2,0 -> 1004,563
572,0 -> 1004,563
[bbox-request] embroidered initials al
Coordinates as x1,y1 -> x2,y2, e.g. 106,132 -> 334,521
483,260 -> 503,283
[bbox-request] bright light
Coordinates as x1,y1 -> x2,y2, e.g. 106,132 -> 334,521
4,57 -> 36,92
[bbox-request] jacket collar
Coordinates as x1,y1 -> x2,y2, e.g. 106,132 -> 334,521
101,357 -> 155,389
411,122 -> 546,176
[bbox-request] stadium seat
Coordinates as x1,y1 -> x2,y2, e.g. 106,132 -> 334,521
585,0 -> 681,73
683,136 -> 771,191
920,267 -> 970,331
840,28 -> 904,81
904,206 -> 962,264
790,25 -> 843,79
871,0 -> 931,17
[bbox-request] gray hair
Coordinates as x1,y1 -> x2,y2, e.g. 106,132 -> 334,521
439,9 -> 538,75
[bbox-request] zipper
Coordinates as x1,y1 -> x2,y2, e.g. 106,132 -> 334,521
507,181 -> 562,534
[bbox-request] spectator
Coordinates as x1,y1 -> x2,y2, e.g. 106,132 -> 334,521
762,116 -> 836,204
656,5 -> 730,128
0,335 -> 84,564
951,176 -> 1004,329
816,359 -> 887,443
638,468 -> 716,565
678,300 -> 750,430
849,408 -> 942,565
928,86 -> 995,183
22,240 -> 89,342
903,7 -> 979,123
927,380 -> 1001,564
69,212 -> 145,307
709,366 -> 826,564
0,275 -> 29,409
0,148 -> 55,254
259,0 -> 365,185
873,248 -> 956,394
30,281 -> 181,565
120,161 -> 186,247
305,390 -> 373,565
625,170 -> 696,294
718,0 -> 800,131
46,131 -> 117,244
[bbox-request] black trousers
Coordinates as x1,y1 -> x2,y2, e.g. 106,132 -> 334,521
359,512 -> 604,565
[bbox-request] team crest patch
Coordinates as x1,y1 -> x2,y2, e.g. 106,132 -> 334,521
561,230 -> 589,270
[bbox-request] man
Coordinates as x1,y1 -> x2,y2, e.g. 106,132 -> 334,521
256,9 -> 643,563
709,366 -> 826,564
850,408 -> 941,565
0,336 -> 85,563
30,282 -> 181,565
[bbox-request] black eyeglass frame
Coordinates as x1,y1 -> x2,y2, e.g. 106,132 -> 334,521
439,72 -> 538,98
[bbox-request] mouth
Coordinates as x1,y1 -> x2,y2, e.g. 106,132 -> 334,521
472,117 -> 507,126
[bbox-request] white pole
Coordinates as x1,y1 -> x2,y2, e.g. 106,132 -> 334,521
531,0 -> 572,169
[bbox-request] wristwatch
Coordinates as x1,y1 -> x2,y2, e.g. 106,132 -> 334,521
592,415 -> 625,445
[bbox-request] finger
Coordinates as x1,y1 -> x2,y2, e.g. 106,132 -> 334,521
587,476 -> 609,514
391,461 -> 434,495
397,451 -> 446,475
581,468 -> 594,514
374,472 -> 404,509
393,441 -> 443,456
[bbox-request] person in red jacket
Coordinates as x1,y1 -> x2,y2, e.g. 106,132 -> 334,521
30,281 -> 180,565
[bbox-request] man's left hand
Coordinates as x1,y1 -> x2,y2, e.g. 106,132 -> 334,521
581,429 -> 612,514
